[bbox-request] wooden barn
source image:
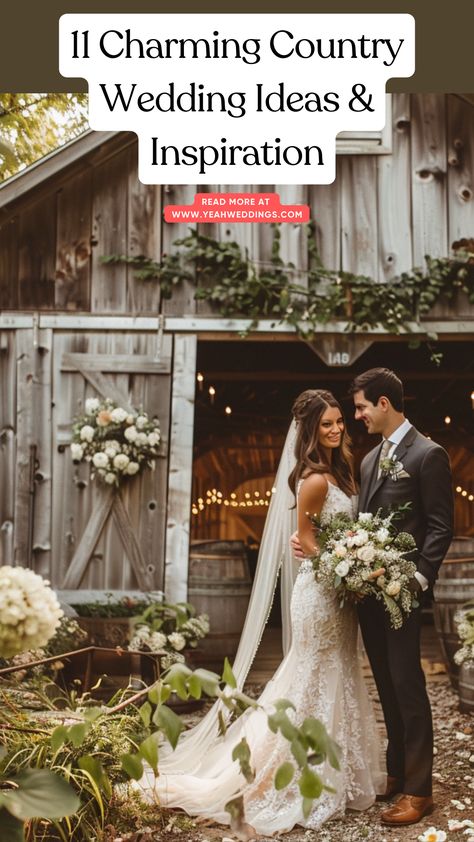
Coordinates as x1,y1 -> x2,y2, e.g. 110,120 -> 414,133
0,92 -> 473,610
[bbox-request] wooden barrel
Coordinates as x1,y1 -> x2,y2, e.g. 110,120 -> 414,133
188,540 -> 252,671
458,660 -> 474,714
434,539 -> 474,689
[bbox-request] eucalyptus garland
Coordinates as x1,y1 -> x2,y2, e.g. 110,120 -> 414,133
101,230 -> 474,358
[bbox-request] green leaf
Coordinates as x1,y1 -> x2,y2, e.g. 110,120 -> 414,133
191,668 -> 221,696
154,704 -> 184,750
138,735 -> 159,775
188,674 -> 202,699
0,770 -> 80,820
0,807 -> 25,842
221,657 -> 237,689
274,761 -> 294,790
298,766 -> 323,799
50,725 -> 68,752
83,706 -> 103,723
302,796 -> 314,819
231,738 -> 254,783
291,737 -> 308,768
121,753 -> 144,781
78,755 -> 112,797
165,663 -> 192,700
139,701 -> 152,727
272,698 -> 296,713
68,722 -> 89,747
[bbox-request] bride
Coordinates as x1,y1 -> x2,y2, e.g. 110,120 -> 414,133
137,389 -> 384,835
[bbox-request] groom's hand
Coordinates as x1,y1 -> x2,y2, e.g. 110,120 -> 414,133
290,531 -> 305,559
407,576 -> 423,596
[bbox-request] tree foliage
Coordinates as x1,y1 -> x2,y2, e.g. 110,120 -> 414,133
0,93 -> 88,180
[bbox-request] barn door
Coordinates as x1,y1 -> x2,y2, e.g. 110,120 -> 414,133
49,330 -> 195,597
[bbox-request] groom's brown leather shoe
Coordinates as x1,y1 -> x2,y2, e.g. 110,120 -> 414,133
376,776 -> 404,801
381,794 -> 434,825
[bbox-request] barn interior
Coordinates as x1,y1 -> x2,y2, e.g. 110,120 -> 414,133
191,336 -> 474,548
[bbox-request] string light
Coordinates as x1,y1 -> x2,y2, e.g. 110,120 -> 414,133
191,486 -> 274,515
196,372 -> 204,391
208,385 -> 216,404
471,390 -> 474,409
444,416 -> 451,425
225,406 -> 232,415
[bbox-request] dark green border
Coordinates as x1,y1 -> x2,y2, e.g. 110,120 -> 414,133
1,1 -> 473,92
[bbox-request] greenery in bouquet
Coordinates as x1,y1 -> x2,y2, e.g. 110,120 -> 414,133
129,601 -> 210,670
454,602 -> 474,666
70,397 -> 161,487
310,507 -> 418,629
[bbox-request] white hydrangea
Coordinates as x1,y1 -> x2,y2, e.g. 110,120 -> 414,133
70,443 -> 84,461
126,462 -> 140,475
0,567 -> 63,658
358,512 -> 373,524
352,529 -> 369,547
124,425 -> 138,442
136,432 -> 148,446
110,407 -> 128,423
104,440 -> 120,459
376,528 -> 390,544
79,425 -> 95,442
104,472 -> 116,485
85,397 -> 100,414
148,431 -> 160,447
92,452 -> 109,469
136,415 -> 148,430
356,544 -> 376,563
168,632 -> 186,651
113,453 -> 130,471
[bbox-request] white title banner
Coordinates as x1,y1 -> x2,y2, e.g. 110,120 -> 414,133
59,13 -> 415,184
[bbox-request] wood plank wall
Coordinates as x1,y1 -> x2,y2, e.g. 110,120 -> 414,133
1,95 -> 473,318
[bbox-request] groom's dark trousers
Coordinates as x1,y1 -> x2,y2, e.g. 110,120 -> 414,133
357,426 -> 454,797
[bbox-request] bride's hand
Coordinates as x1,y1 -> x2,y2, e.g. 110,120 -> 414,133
290,531 -> 306,559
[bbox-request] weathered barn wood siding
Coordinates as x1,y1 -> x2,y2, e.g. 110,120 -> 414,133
1,95 -> 473,318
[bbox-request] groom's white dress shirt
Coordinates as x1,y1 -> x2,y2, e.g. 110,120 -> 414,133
380,419 -> 429,592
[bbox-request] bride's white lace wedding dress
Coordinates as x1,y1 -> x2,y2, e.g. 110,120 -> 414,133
137,482 -> 384,835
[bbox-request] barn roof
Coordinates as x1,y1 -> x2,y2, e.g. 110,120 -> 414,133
0,129 -> 132,210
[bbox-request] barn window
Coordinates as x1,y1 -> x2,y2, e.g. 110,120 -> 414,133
336,94 -> 392,154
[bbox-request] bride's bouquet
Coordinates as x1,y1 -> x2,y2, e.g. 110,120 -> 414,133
309,507 -> 418,629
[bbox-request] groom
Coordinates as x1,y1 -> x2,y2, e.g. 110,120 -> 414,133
350,367 -> 454,825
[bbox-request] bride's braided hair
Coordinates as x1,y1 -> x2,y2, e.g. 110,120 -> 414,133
288,389 -> 355,500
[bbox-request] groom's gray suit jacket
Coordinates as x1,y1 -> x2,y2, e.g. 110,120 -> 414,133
358,426 -> 454,596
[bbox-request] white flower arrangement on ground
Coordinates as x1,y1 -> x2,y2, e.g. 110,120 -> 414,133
128,601 -> 210,670
70,397 -> 161,487
0,566 -> 63,658
454,602 -> 474,665
310,507 -> 418,629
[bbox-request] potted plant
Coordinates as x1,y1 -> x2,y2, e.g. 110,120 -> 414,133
454,602 -> 474,713
71,593 -> 162,647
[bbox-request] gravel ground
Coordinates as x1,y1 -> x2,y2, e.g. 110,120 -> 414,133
113,675 -> 473,842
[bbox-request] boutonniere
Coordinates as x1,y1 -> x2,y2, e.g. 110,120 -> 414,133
379,457 -> 410,482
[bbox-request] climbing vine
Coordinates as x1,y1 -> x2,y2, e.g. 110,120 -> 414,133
101,229 -> 474,362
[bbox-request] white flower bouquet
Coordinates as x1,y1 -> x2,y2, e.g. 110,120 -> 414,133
454,603 -> 474,666
128,601 -> 210,670
70,397 -> 161,487
0,566 -> 63,658
309,508 -> 418,629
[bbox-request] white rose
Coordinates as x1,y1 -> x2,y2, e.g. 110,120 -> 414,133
358,512 -> 373,523
376,575 -> 386,588
136,415 -> 148,430
113,453 -> 130,471
126,461 -> 140,475
85,397 -> 100,414
104,472 -> 116,485
124,425 -> 138,442
110,407 -> 128,423
353,530 -> 369,547
335,560 -> 350,578
70,443 -> 84,461
147,432 -> 160,447
79,425 -> 95,442
168,632 -> 186,651
386,580 -> 401,596
356,544 -> 376,563
334,544 -> 347,558
125,414 -> 135,425
92,452 -> 109,469
376,528 -> 390,544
